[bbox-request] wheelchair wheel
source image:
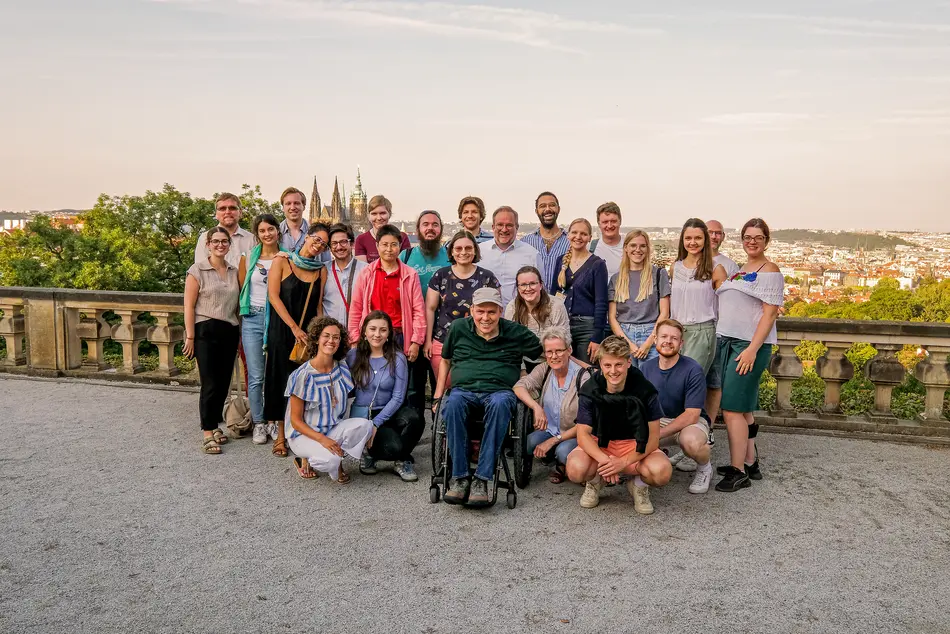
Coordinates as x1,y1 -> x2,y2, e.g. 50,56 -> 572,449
506,490 -> 517,509
512,401 -> 533,490
430,396 -> 448,482
429,485 -> 440,504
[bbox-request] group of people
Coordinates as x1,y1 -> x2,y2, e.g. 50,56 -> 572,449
184,186 -> 784,511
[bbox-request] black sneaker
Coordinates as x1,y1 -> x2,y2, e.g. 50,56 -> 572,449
467,478 -> 491,507
745,459 -> 762,480
715,466 -> 751,492
443,477 -> 470,505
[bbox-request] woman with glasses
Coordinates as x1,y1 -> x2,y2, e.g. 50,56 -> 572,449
424,230 -> 500,376
285,317 -> 374,482
184,227 -> 241,455
504,265 -> 569,372
669,219 -> 727,374
608,230 -> 671,369
714,218 -> 783,493
263,222 -> 330,457
348,310 -> 423,482
551,218 -> 609,364
237,213 -> 286,445
513,326 -> 591,483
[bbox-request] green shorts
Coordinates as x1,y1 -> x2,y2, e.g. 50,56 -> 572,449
718,336 -> 773,413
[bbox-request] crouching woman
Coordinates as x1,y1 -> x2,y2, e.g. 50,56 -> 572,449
565,336 -> 672,515
285,316 -> 373,483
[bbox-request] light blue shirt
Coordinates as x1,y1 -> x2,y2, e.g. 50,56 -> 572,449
521,229 -> 570,294
541,360 -> 580,436
478,239 -> 543,307
284,361 -> 354,437
279,218 -> 309,253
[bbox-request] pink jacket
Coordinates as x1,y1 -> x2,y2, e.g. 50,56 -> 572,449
348,259 -> 426,355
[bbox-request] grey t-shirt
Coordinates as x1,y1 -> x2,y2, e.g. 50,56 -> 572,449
608,266 -> 671,325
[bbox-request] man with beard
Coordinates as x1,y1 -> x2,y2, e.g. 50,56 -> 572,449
521,191 -> 570,293
402,210 -> 450,419
457,195 -> 494,243
640,319 -> 714,494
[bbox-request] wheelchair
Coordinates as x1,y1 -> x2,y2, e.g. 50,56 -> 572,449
428,389 -> 534,509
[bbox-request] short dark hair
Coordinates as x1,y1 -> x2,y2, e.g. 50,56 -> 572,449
252,213 -> 280,236
375,223 -> 403,244
307,222 -> 330,237
596,202 -> 621,222
304,316 -> 349,361
535,191 -> 559,210
206,226 -> 231,244
741,217 -> 771,244
328,222 -> 354,243
446,230 -> 481,265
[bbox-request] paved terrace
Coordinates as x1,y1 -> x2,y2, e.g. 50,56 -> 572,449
2,375 -> 949,634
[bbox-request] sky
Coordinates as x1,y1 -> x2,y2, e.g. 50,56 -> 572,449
1,0 -> 949,231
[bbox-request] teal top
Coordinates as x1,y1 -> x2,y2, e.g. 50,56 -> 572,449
402,245 -> 450,292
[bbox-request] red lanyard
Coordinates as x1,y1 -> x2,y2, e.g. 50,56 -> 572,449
332,264 -> 349,313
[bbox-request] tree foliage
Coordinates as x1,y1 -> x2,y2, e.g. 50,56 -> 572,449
786,278 -> 950,323
0,183 -> 276,293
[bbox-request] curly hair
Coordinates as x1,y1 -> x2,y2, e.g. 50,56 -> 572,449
303,316 -> 349,361
556,218 -> 593,289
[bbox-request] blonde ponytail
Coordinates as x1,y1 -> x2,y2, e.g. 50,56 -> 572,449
557,249 -> 573,289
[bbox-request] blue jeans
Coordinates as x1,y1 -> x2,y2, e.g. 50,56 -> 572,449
527,430 -> 578,466
444,388 -> 517,481
240,307 -> 266,424
620,322 -> 658,369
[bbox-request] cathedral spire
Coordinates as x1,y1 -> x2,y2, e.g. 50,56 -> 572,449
308,176 -> 322,223
330,177 -> 343,223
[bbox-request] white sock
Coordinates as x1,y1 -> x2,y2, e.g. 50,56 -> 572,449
698,461 -> 712,472
633,476 -> 647,488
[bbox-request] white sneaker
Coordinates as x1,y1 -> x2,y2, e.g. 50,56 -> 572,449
252,423 -> 268,445
675,456 -> 698,472
627,481 -> 654,515
688,463 -> 712,494
267,422 -> 278,440
580,476 -> 604,508
667,450 -> 685,467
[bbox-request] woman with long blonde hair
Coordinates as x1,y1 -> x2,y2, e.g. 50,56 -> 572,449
550,218 -> 608,364
607,230 -> 671,369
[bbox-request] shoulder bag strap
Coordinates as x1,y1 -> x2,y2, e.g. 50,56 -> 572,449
297,278 -> 316,328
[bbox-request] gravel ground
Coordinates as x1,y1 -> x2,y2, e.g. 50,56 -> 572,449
2,375 -> 949,634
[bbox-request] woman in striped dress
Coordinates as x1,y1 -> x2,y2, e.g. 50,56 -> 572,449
284,316 -> 374,483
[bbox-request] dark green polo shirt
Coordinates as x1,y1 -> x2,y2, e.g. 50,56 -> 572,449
442,317 -> 542,393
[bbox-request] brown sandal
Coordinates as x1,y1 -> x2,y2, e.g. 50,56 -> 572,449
212,429 -> 229,445
202,436 -> 221,455
336,467 -> 351,485
549,466 -> 566,484
293,457 -> 318,479
272,438 -> 288,457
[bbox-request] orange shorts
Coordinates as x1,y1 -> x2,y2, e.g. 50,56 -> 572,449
569,441 -> 666,475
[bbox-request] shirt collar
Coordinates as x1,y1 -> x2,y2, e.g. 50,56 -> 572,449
279,218 -> 308,233
198,257 -> 236,271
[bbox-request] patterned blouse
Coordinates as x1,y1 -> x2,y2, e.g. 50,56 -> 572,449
283,360 -> 354,438
428,265 -> 500,342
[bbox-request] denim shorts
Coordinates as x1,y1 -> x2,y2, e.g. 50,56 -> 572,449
619,322 -> 658,369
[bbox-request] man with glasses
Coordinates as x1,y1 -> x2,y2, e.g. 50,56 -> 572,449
707,220 -> 739,278
322,223 -> 367,326
479,206 -> 543,306
521,191 -> 570,293
195,192 -> 257,267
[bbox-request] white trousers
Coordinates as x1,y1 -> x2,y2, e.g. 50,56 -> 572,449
287,417 -> 374,480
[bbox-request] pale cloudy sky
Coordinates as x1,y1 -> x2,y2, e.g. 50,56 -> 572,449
2,0 -> 949,230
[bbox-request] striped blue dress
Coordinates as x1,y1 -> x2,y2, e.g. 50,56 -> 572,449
283,360 -> 354,438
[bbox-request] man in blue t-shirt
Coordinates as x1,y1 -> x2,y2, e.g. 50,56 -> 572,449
640,319 -> 714,494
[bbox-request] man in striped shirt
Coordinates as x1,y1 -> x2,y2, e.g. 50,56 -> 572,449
520,191 -> 570,293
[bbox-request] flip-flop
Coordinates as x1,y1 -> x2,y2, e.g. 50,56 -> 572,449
293,457 -> 317,479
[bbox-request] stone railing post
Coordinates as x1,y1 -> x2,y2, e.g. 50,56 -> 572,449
111,310 -> 148,374
915,347 -> 950,421
769,342 -> 802,412
76,309 -> 113,370
0,302 -> 27,366
867,343 -> 905,417
147,312 -> 184,376
817,341 -> 853,413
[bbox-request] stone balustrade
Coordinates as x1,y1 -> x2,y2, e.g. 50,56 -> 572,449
0,286 -> 188,383
2,287 -> 949,440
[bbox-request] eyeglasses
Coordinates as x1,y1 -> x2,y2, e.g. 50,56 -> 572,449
742,235 -> 767,244
216,205 -> 239,212
453,246 -> 476,252
209,239 -> 231,246
330,239 -> 350,248
709,231 -> 725,237
320,333 -> 341,342
517,281 -> 540,290
308,235 -> 327,247
544,348 -> 568,357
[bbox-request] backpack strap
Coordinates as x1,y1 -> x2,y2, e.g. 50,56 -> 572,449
589,238 -> 599,253
575,366 -> 592,393
401,246 -> 413,263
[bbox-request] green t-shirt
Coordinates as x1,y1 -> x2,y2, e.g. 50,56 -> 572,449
442,317 -> 543,393
402,245 -> 450,292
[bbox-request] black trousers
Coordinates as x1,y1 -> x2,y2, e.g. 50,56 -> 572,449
407,352 -> 434,419
367,405 -> 425,463
194,319 -> 240,431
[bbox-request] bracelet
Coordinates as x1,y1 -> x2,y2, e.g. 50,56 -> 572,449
186,336 -> 194,340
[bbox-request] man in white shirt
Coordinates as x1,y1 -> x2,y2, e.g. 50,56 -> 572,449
478,206 -> 543,307
195,192 -> 257,267
590,201 -> 624,278
322,223 -> 367,327
708,219 -> 739,277
704,218 -> 739,432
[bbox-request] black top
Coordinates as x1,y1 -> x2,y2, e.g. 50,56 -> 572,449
576,369 -> 664,452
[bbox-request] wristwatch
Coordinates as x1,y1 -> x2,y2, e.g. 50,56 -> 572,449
555,433 -> 563,441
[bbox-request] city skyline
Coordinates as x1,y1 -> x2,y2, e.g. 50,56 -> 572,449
1,0 -> 949,231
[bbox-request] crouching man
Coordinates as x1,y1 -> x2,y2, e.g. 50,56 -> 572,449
565,336 -> 671,514
433,287 -> 542,507
640,319 -> 715,494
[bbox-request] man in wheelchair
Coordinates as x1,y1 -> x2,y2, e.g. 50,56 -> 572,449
432,287 -> 543,506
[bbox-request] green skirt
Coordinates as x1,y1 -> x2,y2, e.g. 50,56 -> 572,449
718,336 -> 773,413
